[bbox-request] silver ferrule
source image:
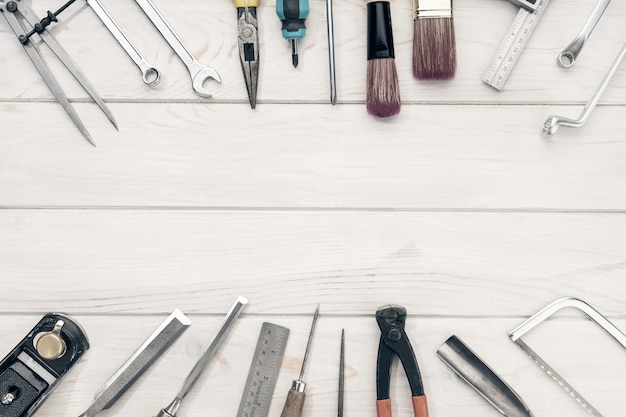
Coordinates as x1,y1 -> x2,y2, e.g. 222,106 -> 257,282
413,0 -> 452,19
292,380 -> 306,393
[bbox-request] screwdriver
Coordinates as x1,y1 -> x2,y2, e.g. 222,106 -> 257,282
275,0 -> 310,67
280,305 -> 319,417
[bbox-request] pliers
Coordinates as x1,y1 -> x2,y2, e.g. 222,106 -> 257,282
233,0 -> 259,109
376,305 -> 429,417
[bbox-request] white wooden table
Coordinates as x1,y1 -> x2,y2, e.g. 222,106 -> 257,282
1,0 -> 625,416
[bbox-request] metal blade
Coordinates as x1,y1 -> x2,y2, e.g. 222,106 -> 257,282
512,338 -> 601,417
1,6 -> 95,145
17,0 -> 118,130
79,310 -> 191,417
156,296 -> 248,417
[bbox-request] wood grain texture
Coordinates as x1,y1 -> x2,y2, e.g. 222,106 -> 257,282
1,103 -> 626,209
1,0 -> 625,416
1,210 -> 625,315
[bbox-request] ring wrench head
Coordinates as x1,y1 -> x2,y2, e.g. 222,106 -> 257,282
142,66 -> 161,87
191,67 -> 222,98
557,0 -> 611,69
542,115 -> 564,137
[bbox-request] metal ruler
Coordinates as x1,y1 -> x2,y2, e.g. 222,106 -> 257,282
237,322 -> 290,417
482,0 -> 550,90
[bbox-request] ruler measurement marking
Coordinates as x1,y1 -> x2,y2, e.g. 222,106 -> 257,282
238,322 -> 290,417
483,0 -> 550,90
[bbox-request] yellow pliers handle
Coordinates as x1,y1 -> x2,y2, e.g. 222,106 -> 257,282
233,0 -> 259,8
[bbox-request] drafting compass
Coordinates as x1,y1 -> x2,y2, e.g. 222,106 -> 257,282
0,0 -> 117,145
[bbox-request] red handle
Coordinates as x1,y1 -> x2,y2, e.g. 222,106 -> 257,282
412,395 -> 429,417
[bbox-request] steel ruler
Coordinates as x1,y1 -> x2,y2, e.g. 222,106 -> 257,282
483,0 -> 550,90
237,322 -> 290,417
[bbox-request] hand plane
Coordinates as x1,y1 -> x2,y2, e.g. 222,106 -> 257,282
0,313 -> 89,417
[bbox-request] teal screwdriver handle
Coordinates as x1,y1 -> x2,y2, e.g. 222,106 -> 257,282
276,0 -> 309,39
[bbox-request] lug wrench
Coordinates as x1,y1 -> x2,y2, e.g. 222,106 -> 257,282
86,0 -> 160,86
543,40 -> 626,137
557,0 -> 611,68
135,0 -> 220,97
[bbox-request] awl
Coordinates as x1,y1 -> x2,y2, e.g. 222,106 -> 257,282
279,305 -> 319,417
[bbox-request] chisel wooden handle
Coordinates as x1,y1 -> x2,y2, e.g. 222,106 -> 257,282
280,388 -> 306,417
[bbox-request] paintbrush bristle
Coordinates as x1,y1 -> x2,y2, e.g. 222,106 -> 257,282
366,58 -> 401,118
413,17 -> 457,80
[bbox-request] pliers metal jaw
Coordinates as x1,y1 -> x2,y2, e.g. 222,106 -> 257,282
376,305 -> 429,417
235,3 -> 259,109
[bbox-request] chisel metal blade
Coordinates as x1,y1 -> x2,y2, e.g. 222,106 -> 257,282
78,309 -> 191,417
437,335 -> 533,417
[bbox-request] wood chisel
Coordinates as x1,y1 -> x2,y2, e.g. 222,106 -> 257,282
237,322 -> 290,417
279,305 -> 319,417
155,296 -> 248,417
482,0 -> 550,90
437,335 -> 533,417
78,310 -> 191,417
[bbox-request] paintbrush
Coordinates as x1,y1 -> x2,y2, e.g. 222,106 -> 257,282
412,0 -> 456,80
366,0 -> 401,117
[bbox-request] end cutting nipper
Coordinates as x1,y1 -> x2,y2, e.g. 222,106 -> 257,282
0,0 -> 117,146
376,305 -> 429,417
233,0 -> 259,109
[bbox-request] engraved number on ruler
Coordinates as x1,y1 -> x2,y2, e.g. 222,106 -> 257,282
237,322 -> 290,417
483,0 -> 550,90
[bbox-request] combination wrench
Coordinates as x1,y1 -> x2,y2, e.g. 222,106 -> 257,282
543,40 -> 626,137
135,0 -> 221,97
557,0 -> 611,68
87,0 -> 160,86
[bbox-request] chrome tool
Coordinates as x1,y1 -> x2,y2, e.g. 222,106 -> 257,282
78,310 -> 191,417
557,0 -> 611,68
482,0 -> 550,90
279,305 -> 319,417
155,296 -> 248,417
237,322 -> 290,417
233,0 -> 260,108
338,329 -> 344,417
375,305 -> 428,417
0,313 -> 89,417
543,40 -> 626,137
437,335 -> 533,417
509,297 -> 626,417
0,0 -> 117,146
135,0 -> 221,97
85,0 -> 160,86
326,0 -> 336,105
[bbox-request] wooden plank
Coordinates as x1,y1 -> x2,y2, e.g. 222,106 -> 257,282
0,209 -> 625,315
1,103 -> 625,209
0,0 -> 624,103
0,315 -> 624,417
